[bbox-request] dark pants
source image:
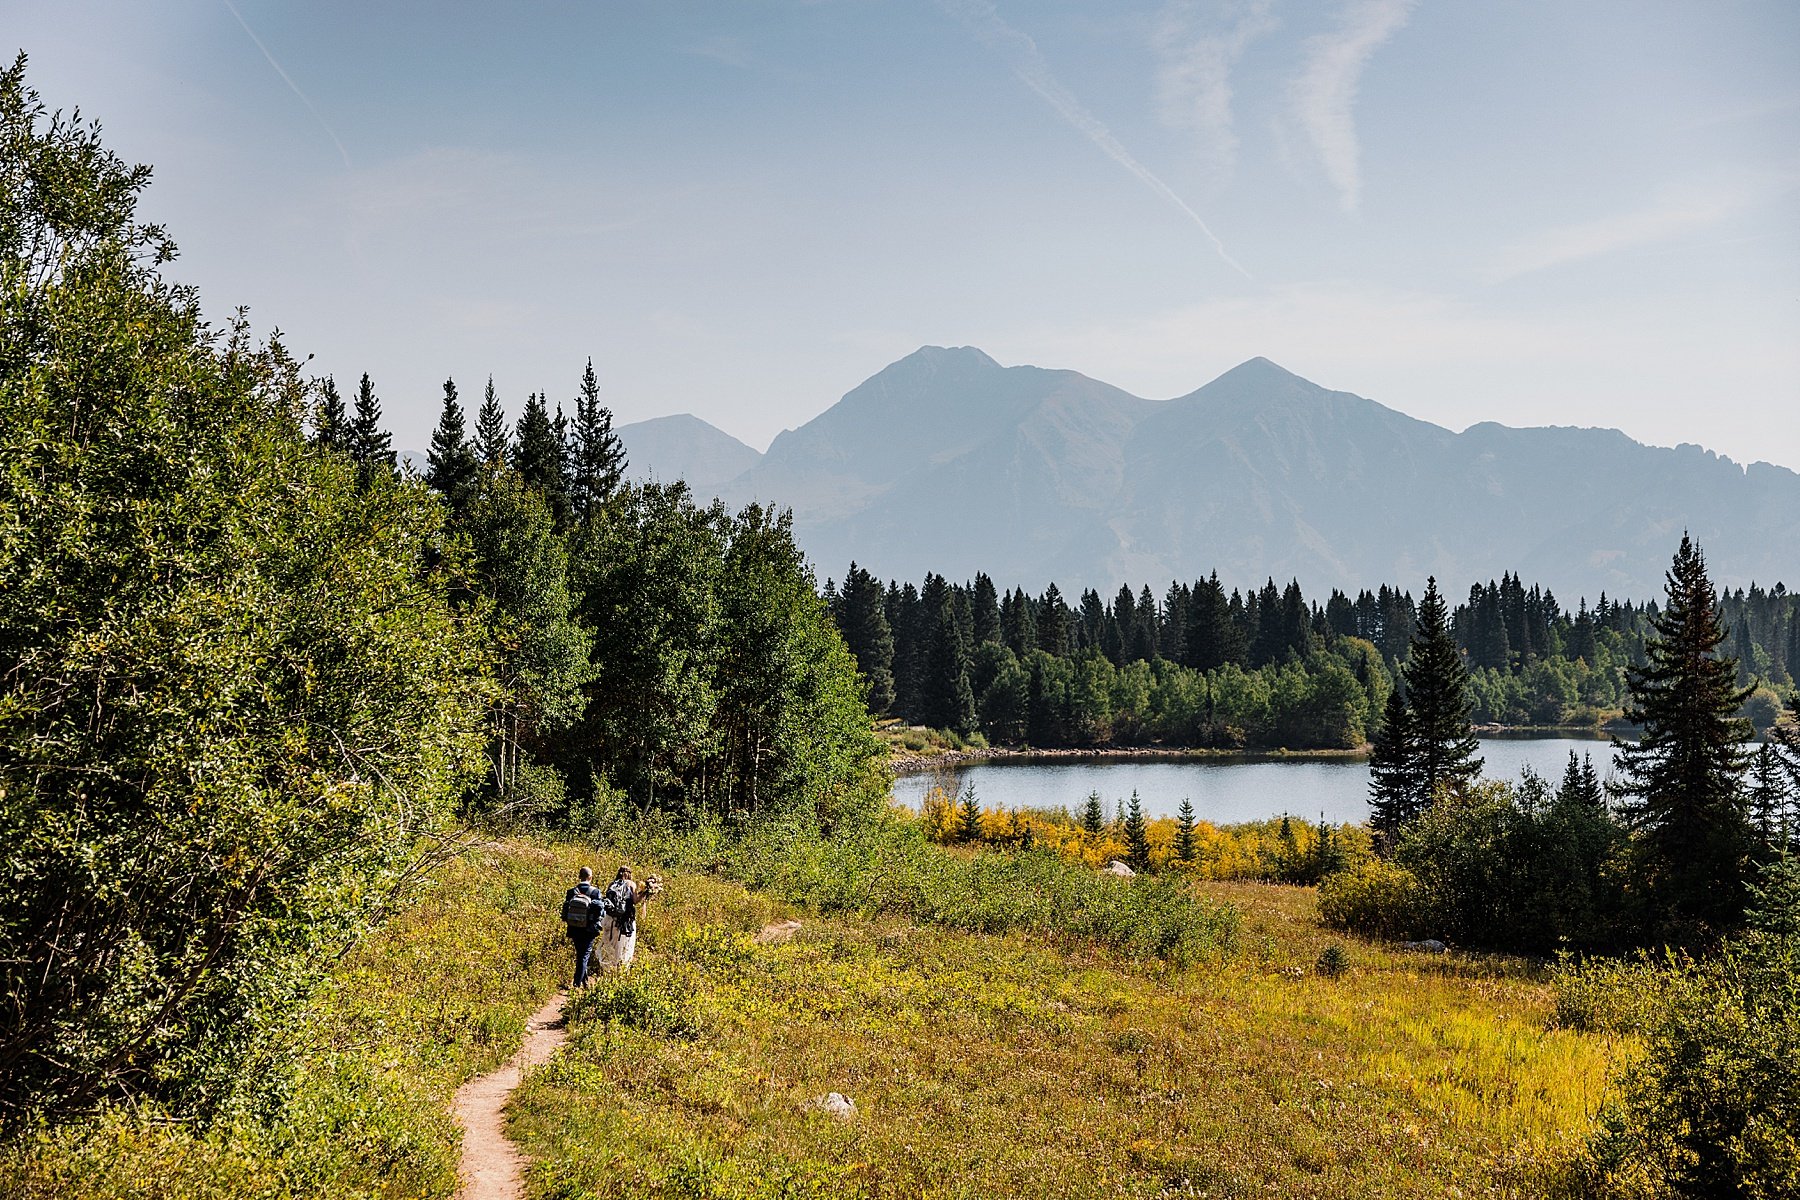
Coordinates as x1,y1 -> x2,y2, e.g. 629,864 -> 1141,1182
571,927 -> 598,987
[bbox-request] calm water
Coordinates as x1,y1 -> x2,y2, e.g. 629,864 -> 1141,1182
890,735 -> 1621,826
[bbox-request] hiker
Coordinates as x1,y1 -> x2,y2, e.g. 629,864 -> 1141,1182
560,866 -> 606,988
596,865 -> 644,971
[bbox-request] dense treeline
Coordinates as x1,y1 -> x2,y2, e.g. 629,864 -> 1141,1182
0,60 -> 881,1128
833,561 -> 1798,745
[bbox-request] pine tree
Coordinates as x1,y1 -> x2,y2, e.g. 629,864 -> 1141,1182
1368,689 -> 1422,847
1081,791 -> 1105,836
971,573 -> 1001,646
1175,798 -> 1197,864
958,783 -> 984,844
475,376 -> 509,467
920,574 -> 975,734
1406,577 -> 1483,796
1275,814 -> 1302,882
347,373 -> 396,485
1747,743 -> 1790,846
513,391 -> 570,526
313,376 -> 348,450
1557,750 -> 1604,809
1615,534 -> 1754,934
425,378 -> 478,511
1037,583 -> 1070,656
569,358 -> 626,519
838,563 -> 895,712
1124,790 -> 1150,871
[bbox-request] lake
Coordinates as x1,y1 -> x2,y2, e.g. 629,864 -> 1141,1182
890,735 -> 1622,825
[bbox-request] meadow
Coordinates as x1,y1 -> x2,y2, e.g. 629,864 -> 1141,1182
2,835 -> 1629,1199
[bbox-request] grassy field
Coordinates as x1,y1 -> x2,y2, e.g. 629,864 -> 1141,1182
2,836 -> 1630,1199
510,863 -> 1624,1199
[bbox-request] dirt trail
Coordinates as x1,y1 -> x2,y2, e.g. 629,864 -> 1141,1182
452,991 -> 569,1200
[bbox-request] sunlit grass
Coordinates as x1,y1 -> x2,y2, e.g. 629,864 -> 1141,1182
510,870 -> 1623,1199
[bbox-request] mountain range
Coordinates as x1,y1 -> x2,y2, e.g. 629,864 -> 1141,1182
618,347 -> 1800,601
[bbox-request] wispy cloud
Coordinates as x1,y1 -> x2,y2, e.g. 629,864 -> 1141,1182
221,0 -> 351,169
1290,0 -> 1416,212
938,0 -> 1251,278
1153,0 -> 1277,174
1488,178 -> 1788,281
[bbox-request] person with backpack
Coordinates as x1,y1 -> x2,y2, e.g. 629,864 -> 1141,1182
596,865 -> 644,971
560,866 -> 607,987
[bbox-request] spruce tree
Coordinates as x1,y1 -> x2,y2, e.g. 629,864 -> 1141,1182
348,372 -> 395,484
958,783 -> 984,844
475,376 -> 509,467
1557,750 -> 1604,809
1406,577 -> 1483,797
313,376 -> 348,451
1747,744 -> 1790,846
425,378 -> 478,511
920,574 -> 975,734
971,573 -> 1001,646
838,563 -> 895,712
1368,689 -> 1421,847
1175,798 -> 1197,864
1037,583 -> 1070,655
1124,791 -> 1150,871
1081,791 -> 1105,836
1615,534 -> 1754,935
512,391 -> 570,526
569,357 -> 626,519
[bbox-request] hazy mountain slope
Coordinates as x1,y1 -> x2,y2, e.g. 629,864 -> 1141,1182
618,413 -> 761,491
687,348 -> 1800,599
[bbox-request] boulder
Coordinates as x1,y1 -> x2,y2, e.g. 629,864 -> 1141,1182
1401,939 -> 1448,954
816,1092 -> 856,1120
1103,859 -> 1135,877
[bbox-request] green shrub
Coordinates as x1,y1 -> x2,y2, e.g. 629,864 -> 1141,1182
1317,859 -> 1426,940
1583,858 -> 1800,1197
1551,951 -> 1678,1035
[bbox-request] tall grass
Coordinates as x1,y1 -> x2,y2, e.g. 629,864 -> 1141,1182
624,814 -> 1240,966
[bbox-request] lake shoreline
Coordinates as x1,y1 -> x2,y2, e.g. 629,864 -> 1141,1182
891,724 -> 1621,776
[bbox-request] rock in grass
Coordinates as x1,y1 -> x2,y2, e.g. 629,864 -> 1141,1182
756,919 -> 803,944
812,1092 -> 856,1120
1103,859 -> 1135,877
1401,939 -> 1448,953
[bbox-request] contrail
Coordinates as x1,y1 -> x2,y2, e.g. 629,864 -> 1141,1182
222,0 -> 353,169
939,0 -> 1250,279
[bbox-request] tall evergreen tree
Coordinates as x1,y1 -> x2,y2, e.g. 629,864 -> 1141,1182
348,372 -> 395,484
569,357 -> 626,519
1081,791 -> 1105,836
425,377 -> 478,511
1615,535 -> 1754,935
1124,791 -> 1150,871
888,581 -> 924,721
1037,583 -> 1070,656
1368,689 -> 1421,846
920,574 -> 975,734
971,573 -> 1001,646
957,783 -> 983,843
512,391 -> 570,525
1747,743 -> 1790,846
837,562 -> 895,712
1175,798 -> 1197,864
313,376 -> 348,451
1406,577 -> 1484,797
475,376 -> 509,467
1130,584 -> 1160,663
1557,750 -> 1605,810
1185,574 -> 1243,670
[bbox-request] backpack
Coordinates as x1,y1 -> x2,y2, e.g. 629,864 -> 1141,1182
561,887 -> 602,931
605,879 -> 637,937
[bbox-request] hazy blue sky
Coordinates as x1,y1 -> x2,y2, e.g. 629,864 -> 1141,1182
15,2 -> 1800,466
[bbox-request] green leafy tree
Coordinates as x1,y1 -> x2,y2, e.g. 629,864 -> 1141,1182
461,469 -> 595,811
1615,535 -> 1754,936
425,377 -> 479,512
0,57 -> 488,1121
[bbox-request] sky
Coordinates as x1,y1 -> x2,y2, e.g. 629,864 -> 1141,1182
14,1 -> 1800,467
